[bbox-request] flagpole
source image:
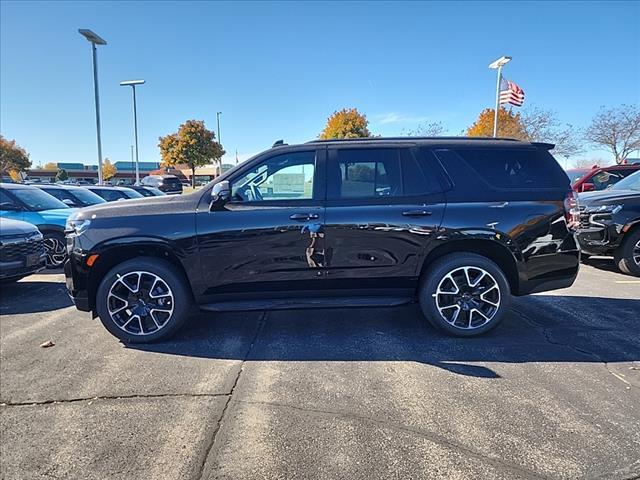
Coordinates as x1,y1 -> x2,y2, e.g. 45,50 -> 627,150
493,65 -> 502,138
488,56 -> 511,138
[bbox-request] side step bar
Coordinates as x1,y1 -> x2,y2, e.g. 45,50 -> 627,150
199,296 -> 414,313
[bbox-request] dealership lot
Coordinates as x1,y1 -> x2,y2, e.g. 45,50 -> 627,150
1,260 -> 639,480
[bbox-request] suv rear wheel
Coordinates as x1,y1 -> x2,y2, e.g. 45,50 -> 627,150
614,229 -> 640,277
419,253 -> 511,336
96,258 -> 192,343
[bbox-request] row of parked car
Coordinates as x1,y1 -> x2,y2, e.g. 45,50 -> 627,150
0,176 -> 183,282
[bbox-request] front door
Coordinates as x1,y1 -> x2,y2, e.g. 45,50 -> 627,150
195,148 -> 327,300
322,145 -> 446,291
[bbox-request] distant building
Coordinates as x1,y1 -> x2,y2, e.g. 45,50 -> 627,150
27,161 -> 161,184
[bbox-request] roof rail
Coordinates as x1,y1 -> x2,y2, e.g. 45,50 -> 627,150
305,136 -> 523,143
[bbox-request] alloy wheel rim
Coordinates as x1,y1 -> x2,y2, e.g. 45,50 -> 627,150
633,239 -> 640,267
433,266 -> 501,330
44,237 -> 66,267
107,271 -> 174,336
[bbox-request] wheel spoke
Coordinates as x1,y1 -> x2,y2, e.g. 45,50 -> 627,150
107,270 -> 175,336
435,265 -> 500,331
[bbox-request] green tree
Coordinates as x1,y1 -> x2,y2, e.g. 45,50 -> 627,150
102,158 -> 117,182
0,135 -> 31,175
320,108 -> 371,139
466,107 -> 527,139
159,120 -> 225,187
55,168 -> 69,182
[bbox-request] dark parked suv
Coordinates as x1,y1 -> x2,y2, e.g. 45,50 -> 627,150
64,138 -> 580,342
141,175 -> 183,194
576,171 -> 640,276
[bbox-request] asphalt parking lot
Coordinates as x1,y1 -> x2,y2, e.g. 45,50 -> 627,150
1,259 -> 639,480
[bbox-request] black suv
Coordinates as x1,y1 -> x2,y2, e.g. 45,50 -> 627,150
141,175 -> 183,194
577,170 -> 640,276
64,138 -> 580,343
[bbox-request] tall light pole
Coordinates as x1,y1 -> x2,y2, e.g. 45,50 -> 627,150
79,29 -> 107,184
488,56 -> 512,138
120,80 -> 145,184
216,111 -> 222,145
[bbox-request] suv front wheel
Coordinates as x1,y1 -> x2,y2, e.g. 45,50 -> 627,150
419,253 -> 511,336
96,258 -> 192,343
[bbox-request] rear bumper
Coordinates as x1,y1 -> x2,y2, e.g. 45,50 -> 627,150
516,247 -> 580,296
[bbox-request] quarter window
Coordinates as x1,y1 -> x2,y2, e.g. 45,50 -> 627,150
231,151 -> 315,202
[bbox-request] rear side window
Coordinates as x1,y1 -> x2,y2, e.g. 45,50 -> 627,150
327,148 -> 441,200
450,148 -> 567,189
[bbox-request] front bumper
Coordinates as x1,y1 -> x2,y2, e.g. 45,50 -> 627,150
576,209 -> 624,255
64,258 -> 91,311
0,254 -> 46,280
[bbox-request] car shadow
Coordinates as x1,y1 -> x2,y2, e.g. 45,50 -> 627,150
130,295 -> 640,379
0,281 -> 73,314
582,256 -> 624,274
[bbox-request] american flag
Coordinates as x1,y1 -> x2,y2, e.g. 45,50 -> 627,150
499,77 -> 525,106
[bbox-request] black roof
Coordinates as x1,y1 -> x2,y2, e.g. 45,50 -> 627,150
300,136 -> 553,149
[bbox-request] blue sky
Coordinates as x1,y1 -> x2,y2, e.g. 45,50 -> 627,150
1,0 -> 639,168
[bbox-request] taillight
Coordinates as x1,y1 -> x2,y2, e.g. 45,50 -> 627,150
564,190 -> 580,230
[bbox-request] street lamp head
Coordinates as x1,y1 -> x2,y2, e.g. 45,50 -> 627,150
217,111 -> 222,115
488,56 -> 512,69
120,80 -> 146,86
78,29 -> 107,45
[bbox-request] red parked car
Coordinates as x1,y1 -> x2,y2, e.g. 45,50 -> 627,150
567,164 -> 640,192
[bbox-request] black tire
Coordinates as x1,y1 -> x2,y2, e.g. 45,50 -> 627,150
418,253 -> 511,337
96,257 -> 192,343
614,229 -> 640,277
43,232 -> 67,269
580,253 -> 591,261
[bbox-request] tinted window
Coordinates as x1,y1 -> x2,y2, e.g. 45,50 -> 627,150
452,148 -> 568,189
92,189 -> 127,202
590,169 -> 636,190
329,148 -> 401,199
0,190 -> 18,207
10,187 -> 68,211
231,151 -> 315,202
40,187 -> 76,205
68,188 -> 106,205
612,171 -> 640,191
327,147 -> 441,199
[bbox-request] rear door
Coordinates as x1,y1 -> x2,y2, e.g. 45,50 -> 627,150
322,145 -> 446,291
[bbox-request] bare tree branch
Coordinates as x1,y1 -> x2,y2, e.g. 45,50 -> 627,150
585,104 -> 640,164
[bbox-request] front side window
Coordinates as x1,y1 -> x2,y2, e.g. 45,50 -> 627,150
231,151 -> 315,202
590,170 -> 626,190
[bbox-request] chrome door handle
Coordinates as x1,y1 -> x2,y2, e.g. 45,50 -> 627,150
290,213 -> 319,221
402,210 -> 432,217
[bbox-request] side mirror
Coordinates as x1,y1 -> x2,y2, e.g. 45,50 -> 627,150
581,182 -> 595,192
210,180 -> 230,208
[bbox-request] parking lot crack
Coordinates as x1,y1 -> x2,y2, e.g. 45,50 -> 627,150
233,398 -> 549,480
513,308 -> 637,390
194,310 -> 267,480
0,392 -> 230,407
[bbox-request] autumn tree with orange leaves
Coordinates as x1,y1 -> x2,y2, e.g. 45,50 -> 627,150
320,108 -> 371,139
159,120 -> 225,187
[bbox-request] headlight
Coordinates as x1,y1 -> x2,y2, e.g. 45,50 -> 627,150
584,204 -> 623,214
65,217 -> 91,235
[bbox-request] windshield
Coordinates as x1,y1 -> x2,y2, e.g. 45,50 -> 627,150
12,187 -> 69,211
566,169 -> 589,183
121,189 -> 144,199
69,187 -> 106,205
611,171 -> 640,191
